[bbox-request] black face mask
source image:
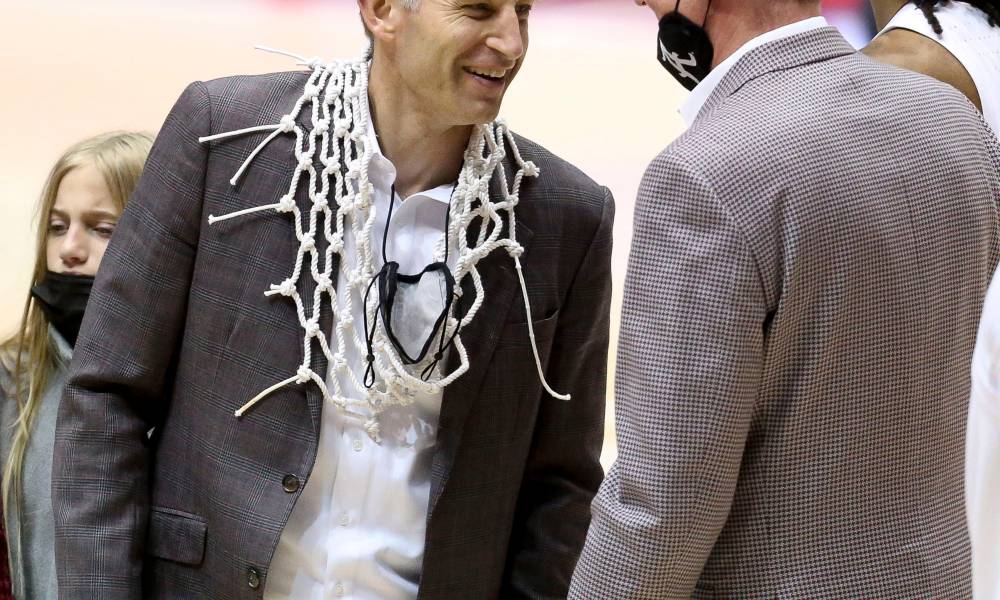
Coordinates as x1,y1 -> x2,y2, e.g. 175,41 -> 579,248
30,271 -> 94,346
363,185 -> 462,387
657,0 -> 715,91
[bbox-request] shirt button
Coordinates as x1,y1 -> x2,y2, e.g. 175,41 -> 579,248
247,567 -> 261,589
339,513 -> 350,527
334,582 -> 345,596
352,439 -> 363,452
282,474 -> 300,493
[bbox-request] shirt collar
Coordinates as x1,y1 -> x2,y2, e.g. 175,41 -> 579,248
679,16 -> 829,126
363,89 -> 455,205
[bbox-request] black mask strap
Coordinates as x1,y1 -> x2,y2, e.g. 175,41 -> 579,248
363,183 -> 461,387
678,0 -> 713,26
419,294 -> 464,381
381,184 -> 398,265
362,271 -> 381,389
364,181 -> 400,389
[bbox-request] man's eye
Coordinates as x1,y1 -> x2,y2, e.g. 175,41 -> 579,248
48,222 -> 67,235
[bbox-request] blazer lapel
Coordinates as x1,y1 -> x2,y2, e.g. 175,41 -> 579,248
427,150 -> 535,518
697,27 -> 856,123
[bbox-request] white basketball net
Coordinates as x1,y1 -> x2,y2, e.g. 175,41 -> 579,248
199,49 -> 568,442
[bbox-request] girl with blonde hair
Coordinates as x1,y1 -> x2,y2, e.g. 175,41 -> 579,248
0,131 -> 153,599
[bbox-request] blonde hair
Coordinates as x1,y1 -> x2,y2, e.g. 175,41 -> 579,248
0,131 -> 153,588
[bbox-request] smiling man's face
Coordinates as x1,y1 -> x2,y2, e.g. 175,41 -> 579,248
388,0 -> 534,128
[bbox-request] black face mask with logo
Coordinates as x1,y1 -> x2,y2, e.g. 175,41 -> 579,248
30,271 -> 95,347
656,0 -> 715,91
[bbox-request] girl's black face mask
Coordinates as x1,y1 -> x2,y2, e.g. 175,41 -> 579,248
30,271 -> 95,346
657,0 -> 715,91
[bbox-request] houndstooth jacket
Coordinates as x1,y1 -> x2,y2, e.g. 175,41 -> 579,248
570,27 -> 1000,599
50,71 -> 614,600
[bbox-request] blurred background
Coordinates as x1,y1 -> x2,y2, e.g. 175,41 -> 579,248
0,0 -> 877,466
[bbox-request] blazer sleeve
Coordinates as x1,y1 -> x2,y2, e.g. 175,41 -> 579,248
500,187 -> 614,599
51,81 -> 211,600
569,151 -> 767,599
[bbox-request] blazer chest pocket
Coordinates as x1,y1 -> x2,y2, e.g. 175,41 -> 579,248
498,309 -> 560,353
146,506 -> 207,566
495,309 -> 561,394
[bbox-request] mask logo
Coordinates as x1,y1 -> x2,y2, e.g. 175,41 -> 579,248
656,0 -> 715,92
659,40 -> 701,86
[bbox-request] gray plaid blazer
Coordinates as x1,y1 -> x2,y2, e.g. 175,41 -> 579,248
570,28 -> 1000,599
51,71 -> 613,600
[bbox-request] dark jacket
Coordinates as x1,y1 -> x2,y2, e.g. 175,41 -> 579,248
52,71 -> 614,600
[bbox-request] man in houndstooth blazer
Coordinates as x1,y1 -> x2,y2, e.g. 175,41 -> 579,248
49,4 -> 613,599
570,0 -> 1000,598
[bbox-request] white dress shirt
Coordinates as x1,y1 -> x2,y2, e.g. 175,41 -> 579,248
265,96 -> 454,600
878,6 -> 1000,599
679,16 -> 830,126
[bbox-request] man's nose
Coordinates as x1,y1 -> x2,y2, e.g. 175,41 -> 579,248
486,7 -> 526,61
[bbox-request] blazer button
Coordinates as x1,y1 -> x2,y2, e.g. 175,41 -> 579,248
282,474 -> 300,493
247,567 -> 261,589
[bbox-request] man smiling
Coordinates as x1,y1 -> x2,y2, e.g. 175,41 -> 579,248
51,1 -> 615,598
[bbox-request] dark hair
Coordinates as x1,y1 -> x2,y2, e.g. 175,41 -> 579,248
913,0 -> 1000,34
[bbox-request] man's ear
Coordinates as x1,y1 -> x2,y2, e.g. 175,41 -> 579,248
358,0 -> 397,41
